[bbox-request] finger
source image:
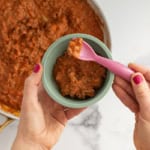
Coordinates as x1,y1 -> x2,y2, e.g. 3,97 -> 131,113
128,63 -> 149,73
23,64 -> 43,107
131,73 -> 150,110
129,63 -> 150,81
114,76 -> 135,98
112,84 -> 139,113
65,108 -> 87,120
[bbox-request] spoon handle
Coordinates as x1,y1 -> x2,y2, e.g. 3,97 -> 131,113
95,56 -> 134,81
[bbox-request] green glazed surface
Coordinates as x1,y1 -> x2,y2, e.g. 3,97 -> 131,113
42,33 -> 114,108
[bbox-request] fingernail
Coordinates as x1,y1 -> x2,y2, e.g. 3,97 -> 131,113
33,64 -> 40,73
133,74 -> 143,85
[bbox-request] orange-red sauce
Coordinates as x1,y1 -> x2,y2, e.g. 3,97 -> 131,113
0,0 -> 105,113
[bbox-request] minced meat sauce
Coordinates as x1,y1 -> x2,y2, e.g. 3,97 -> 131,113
54,38 -> 106,99
54,53 -> 106,99
0,0 -> 105,114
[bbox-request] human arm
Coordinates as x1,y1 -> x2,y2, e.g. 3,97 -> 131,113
113,63 -> 150,150
11,64 -> 85,150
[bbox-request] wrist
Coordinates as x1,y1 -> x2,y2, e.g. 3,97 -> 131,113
11,136 -> 49,150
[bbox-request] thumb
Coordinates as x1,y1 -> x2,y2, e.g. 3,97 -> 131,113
23,64 -> 43,107
131,73 -> 150,110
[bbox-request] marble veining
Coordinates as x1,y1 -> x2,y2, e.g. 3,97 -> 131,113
69,105 -> 101,150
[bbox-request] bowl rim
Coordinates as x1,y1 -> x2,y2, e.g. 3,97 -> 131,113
42,33 -> 114,108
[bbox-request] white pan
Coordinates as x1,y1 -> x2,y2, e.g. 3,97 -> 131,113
0,0 -> 111,131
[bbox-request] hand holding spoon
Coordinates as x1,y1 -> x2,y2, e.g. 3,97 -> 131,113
67,38 -> 134,82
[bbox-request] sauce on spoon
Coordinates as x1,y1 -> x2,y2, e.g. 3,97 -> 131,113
67,38 -> 83,58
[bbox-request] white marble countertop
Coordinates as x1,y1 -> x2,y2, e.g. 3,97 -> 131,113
0,0 -> 150,150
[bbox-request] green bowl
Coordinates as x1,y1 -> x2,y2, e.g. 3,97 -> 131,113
42,33 -> 114,108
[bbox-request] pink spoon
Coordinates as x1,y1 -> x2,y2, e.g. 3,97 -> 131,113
79,40 -> 134,82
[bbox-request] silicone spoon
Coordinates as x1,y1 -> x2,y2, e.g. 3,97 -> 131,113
79,41 -> 134,81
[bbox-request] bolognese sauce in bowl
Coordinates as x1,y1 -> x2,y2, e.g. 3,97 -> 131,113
42,33 -> 114,108
54,38 -> 106,99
